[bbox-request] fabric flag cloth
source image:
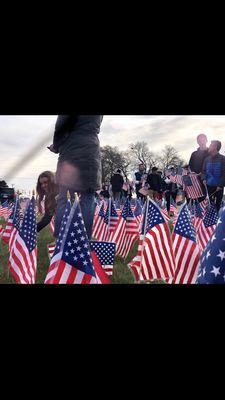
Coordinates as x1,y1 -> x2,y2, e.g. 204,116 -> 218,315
102,199 -> 119,242
47,243 -> 56,260
92,202 -> 107,241
0,225 -> 3,237
128,199 -> 175,281
182,174 -> 204,199
90,241 -> 116,278
2,197 -> 20,246
175,167 -> 188,187
8,196 -> 37,284
134,199 -> 143,227
0,201 -> 13,221
193,200 -> 204,233
50,217 -> 55,235
1,204 -> 15,244
170,203 -> 201,284
197,203 -> 218,252
196,206 -> 225,284
112,198 -> 139,259
47,240 -> 115,282
45,199 -> 98,284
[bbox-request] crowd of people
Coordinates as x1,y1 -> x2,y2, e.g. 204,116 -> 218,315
9,115 -> 224,240
97,133 -> 225,214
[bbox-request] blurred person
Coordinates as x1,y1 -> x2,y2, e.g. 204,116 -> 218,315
146,167 -> 162,200
48,115 -> 103,239
133,163 -> 146,201
110,169 -> 124,201
189,133 -> 209,174
202,140 -> 225,212
36,171 -> 58,233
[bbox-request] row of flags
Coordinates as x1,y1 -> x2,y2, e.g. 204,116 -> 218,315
128,198 -> 223,284
1,192 -> 225,284
169,168 -> 204,199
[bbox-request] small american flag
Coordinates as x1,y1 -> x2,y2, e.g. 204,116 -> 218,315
112,198 -> 139,259
134,199 -> 143,227
50,217 -> 55,235
45,200 -> 98,284
129,199 -> 175,281
8,196 -> 37,284
103,199 -> 119,241
182,174 -> 204,199
193,200 -> 204,233
0,201 -> 13,221
92,202 -> 107,241
196,206 -> 225,284
90,241 -> 116,277
2,197 -> 20,247
197,203 -> 218,252
171,203 -> 200,284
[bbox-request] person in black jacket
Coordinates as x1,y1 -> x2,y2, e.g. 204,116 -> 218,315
36,171 -> 58,233
189,133 -> 209,174
48,115 -> 103,239
147,167 -> 162,196
110,169 -> 124,201
202,140 -> 225,212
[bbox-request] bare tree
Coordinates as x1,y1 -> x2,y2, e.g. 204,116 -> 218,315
100,146 -> 131,183
158,145 -> 184,171
129,141 -> 158,173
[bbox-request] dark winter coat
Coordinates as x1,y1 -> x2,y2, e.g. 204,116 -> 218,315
110,173 -> 124,192
189,148 -> 209,174
53,115 -> 103,192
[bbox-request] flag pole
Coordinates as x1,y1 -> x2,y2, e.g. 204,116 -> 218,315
138,196 -> 150,283
7,194 -> 20,281
108,196 -> 112,241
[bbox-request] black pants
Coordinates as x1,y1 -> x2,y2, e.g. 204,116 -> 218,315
207,186 -> 224,212
165,191 -> 177,212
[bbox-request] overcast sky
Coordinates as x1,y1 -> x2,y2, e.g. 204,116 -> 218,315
0,115 -> 225,193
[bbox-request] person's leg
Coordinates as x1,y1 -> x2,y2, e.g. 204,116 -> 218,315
165,191 -> 171,212
54,186 -> 68,238
215,188 -> 224,212
79,191 -> 96,240
207,186 -> 217,205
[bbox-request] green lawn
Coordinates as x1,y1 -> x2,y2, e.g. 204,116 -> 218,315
0,218 -> 166,284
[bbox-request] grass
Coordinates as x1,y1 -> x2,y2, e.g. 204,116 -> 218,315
0,217 -> 167,284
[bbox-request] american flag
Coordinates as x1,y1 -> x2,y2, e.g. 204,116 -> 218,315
92,202 -> 107,241
182,174 -> 204,199
112,198 -> 139,259
114,199 -> 122,216
0,201 -> 13,221
102,199 -> 119,241
8,196 -> 37,284
2,197 -> 20,246
170,203 -> 200,284
47,198 -> 71,261
90,241 -> 116,277
48,243 -> 56,260
0,225 -> 3,237
50,217 -> 55,235
134,199 -> 143,227
193,200 -> 204,233
196,206 -> 225,284
197,203 -> 218,252
176,167 -> 188,187
1,204 -> 14,244
45,200 -> 98,284
199,197 -> 210,216
128,199 -> 175,281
